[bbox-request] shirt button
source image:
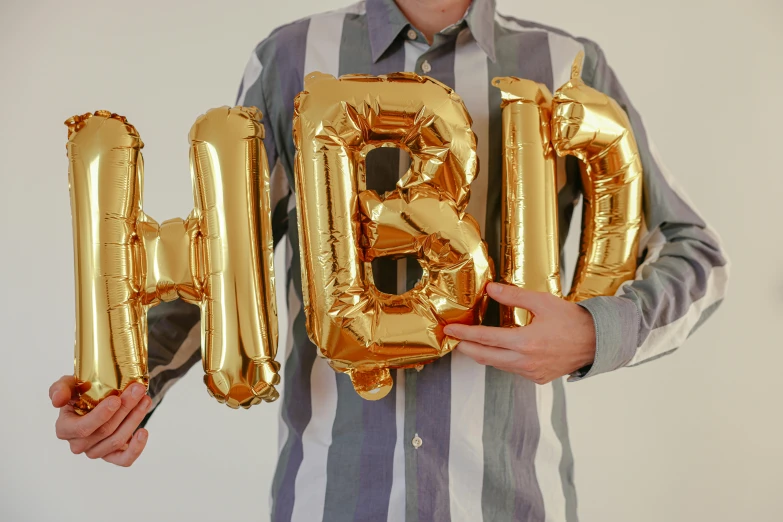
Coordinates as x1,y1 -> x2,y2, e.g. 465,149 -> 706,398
412,434 -> 423,449
421,60 -> 432,73
407,29 -> 417,40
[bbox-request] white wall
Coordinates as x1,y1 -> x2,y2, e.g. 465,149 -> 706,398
0,1 -> 780,521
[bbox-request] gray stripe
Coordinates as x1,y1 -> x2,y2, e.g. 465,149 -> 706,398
262,19 -> 311,192
404,370 -> 419,522
321,18 -> 374,521
551,378 -> 578,521
323,376 -> 366,521
320,14 -> 401,521
358,15 -> 408,521
482,25 -> 551,522
482,25 -> 517,520
366,0 -> 410,62
353,383 -> 399,521
411,33 -> 459,522
267,19 -> 313,522
511,378 -> 544,521
481,368 -> 518,521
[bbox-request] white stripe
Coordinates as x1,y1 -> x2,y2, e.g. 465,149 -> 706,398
149,322 -> 200,381
386,369 -> 407,522
289,10 -> 345,522
385,39 -> 428,522
271,240 -> 290,511
284,254 -> 300,361
276,243 -> 299,453
630,264 -> 729,364
494,13 -> 553,35
393,39 -> 427,295
289,358 -> 339,521
237,51 -> 263,106
456,28 -> 489,236
547,31 -> 584,90
534,382 -> 567,522
276,285 -> 296,453
447,28 -> 488,522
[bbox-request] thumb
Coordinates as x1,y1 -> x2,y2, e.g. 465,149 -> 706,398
49,375 -> 77,408
486,282 -> 552,312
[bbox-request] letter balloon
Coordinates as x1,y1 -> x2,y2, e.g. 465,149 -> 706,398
551,53 -> 643,301
492,77 -> 562,326
493,53 -> 643,309
65,107 -> 279,413
293,72 -> 493,400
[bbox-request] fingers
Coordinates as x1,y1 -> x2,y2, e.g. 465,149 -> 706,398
486,282 -> 554,312
49,375 -> 77,408
86,395 -> 152,459
56,395 -> 121,441
455,340 -> 524,369
102,429 -> 148,467
78,383 -> 148,452
445,323 -> 526,350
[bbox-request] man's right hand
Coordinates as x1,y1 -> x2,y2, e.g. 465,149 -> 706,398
50,376 -> 152,467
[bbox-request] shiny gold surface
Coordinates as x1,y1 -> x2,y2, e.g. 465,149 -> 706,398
552,53 -> 643,301
293,72 -> 492,399
66,111 -> 147,414
493,77 -> 562,327
65,107 -> 279,413
190,107 -> 280,408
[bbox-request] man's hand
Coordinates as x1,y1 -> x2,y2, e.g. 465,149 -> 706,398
444,283 -> 597,384
50,376 -> 152,467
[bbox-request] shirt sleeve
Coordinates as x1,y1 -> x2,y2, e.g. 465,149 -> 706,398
568,39 -> 730,381
140,43 -> 288,426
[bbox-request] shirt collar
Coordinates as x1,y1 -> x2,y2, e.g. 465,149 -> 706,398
367,0 -> 497,63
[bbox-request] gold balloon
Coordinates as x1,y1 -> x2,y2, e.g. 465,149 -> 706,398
492,77 -> 562,327
65,107 -> 279,413
552,53 -> 643,301
293,72 -> 492,400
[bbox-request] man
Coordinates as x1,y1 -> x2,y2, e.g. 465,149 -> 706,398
49,0 -> 729,520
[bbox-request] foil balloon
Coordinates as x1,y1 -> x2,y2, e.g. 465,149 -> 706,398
492,77 -> 562,327
293,72 -> 492,400
65,107 -> 279,413
552,53 -> 643,301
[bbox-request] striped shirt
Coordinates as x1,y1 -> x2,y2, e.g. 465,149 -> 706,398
142,1 -> 729,520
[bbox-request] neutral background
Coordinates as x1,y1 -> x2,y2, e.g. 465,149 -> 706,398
1,0 -> 781,521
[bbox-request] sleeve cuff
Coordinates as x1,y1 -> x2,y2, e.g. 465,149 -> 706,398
568,296 -> 641,381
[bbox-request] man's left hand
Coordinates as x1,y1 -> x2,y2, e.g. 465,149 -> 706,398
444,282 -> 597,384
